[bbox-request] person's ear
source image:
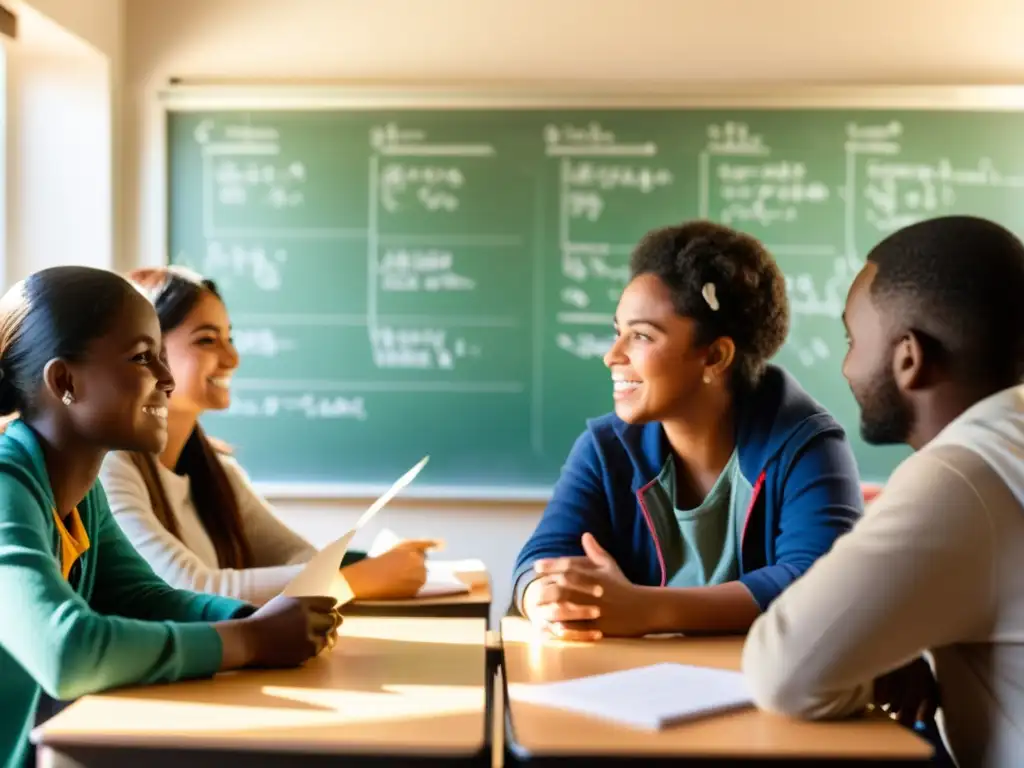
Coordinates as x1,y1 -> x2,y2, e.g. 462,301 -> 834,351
893,331 -> 927,392
42,358 -> 75,406
896,328 -> 948,392
703,337 -> 736,385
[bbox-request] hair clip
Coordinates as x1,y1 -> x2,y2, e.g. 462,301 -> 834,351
702,282 -> 720,312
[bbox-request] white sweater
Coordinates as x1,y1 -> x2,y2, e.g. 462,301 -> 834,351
100,450 -> 316,605
743,385 -> 1024,768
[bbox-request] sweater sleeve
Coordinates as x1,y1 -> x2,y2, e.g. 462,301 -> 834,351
87,483 -> 253,623
742,447 -> 996,720
100,451 -> 307,606
0,477 -> 228,702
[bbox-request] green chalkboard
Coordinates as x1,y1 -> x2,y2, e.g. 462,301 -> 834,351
166,92 -> 1024,496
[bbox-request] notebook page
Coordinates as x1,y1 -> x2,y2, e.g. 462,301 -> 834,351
509,662 -> 753,731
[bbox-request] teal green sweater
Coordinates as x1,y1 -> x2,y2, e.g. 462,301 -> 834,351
0,421 -> 252,767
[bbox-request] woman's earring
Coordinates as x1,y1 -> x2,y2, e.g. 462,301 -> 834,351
61,391 -> 74,406
702,374 -> 712,385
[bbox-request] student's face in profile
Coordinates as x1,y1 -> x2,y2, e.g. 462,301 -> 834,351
61,291 -> 175,453
164,290 -> 239,417
603,273 -> 710,424
842,263 -> 912,445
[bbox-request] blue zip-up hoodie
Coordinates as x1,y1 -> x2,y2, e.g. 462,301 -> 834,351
512,365 -> 863,613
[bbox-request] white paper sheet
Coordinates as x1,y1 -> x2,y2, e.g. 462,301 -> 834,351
281,529 -> 357,603
281,457 -> 429,603
508,662 -> 753,731
354,456 -> 430,529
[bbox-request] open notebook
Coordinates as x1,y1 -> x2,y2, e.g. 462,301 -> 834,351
368,529 -> 488,598
509,662 -> 754,731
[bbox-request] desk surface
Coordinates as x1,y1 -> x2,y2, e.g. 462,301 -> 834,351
34,617 -> 488,758
501,617 -> 933,761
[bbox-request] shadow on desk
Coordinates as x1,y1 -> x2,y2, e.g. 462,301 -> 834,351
35,619 -> 490,767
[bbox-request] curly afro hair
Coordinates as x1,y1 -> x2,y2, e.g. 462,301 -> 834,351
629,220 -> 790,390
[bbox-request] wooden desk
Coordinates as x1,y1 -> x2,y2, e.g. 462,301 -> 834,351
34,617 -> 489,767
500,618 -> 934,765
347,579 -> 492,623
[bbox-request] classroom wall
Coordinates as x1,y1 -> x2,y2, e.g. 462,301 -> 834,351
22,0 -> 122,59
3,0 -> 122,284
122,0 -> 1024,621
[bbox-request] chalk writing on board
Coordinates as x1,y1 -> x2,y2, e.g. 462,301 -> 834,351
556,332 -> 615,360
213,159 -> 305,210
544,121 -> 657,157
189,113 -> 1024,404
706,121 -> 768,156
551,125 -> 670,364
371,325 -> 482,371
200,242 -> 288,292
365,125 -> 504,390
702,127 -> 832,229
379,164 -> 463,213
697,120 -> 858,368
561,286 -> 590,309
564,163 -> 674,224
232,328 -> 296,358
566,162 -> 674,193
370,122 -> 495,157
226,394 -> 368,421
378,248 -> 476,293
863,157 -> 1024,232
371,122 -> 427,152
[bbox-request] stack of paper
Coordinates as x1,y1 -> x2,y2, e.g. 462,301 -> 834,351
508,663 -> 753,731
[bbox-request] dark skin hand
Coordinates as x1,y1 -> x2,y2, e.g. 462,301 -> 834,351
525,533 -> 762,640
525,533 -> 656,641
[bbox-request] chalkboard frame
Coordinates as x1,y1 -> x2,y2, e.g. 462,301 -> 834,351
158,83 -> 1024,501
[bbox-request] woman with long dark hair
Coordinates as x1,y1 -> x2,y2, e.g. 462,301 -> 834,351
101,266 -> 431,604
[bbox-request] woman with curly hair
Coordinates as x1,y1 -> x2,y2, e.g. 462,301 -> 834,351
513,220 -> 863,640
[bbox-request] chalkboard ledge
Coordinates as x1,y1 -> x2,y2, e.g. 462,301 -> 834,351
253,480 -> 553,503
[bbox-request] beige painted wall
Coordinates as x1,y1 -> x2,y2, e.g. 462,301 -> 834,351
20,0 -> 122,59
3,1 -> 121,284
121,0 -> 1024,620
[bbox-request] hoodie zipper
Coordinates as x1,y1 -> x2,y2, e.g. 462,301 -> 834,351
635,477 -> 667,587
637,468 -> 766,586
741,471 -> 767,551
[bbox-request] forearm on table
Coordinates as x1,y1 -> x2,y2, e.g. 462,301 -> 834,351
642,581 -> 761,634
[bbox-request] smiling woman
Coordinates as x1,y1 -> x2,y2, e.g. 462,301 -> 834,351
99,266 -> 434,606
512,220 -> 864,641
0,266 -> 339,765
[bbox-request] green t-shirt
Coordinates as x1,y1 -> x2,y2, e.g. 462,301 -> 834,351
655,451 -> 745,588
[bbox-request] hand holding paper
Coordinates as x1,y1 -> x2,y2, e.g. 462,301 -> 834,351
368,528 -> 488,599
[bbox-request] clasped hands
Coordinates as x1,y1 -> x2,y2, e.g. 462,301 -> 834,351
522,532 -> 655,641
